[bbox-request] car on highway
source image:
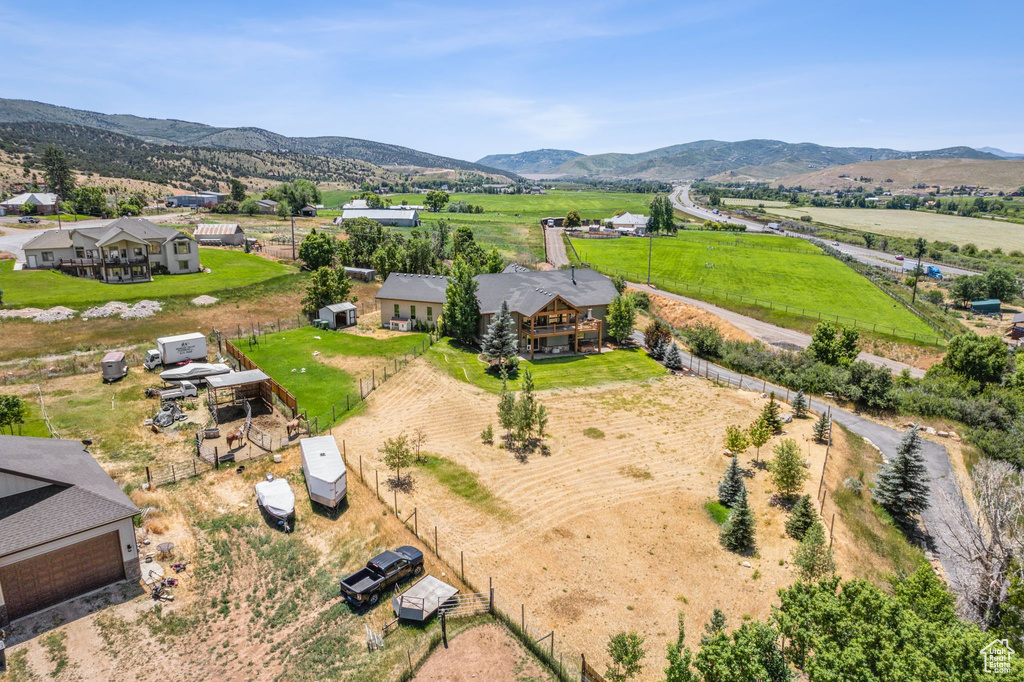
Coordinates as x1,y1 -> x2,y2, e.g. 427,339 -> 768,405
18,216 -> 40,224
895,254 -> 904,261
831,241 -> 840,246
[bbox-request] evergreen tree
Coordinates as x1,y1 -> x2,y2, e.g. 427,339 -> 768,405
497,367 -> 516,439
481,300 -> 518,368
792,390 -> 808,418
760,393 -> 782,433
872,427 -> 931,527
792,520 -> 835,581
664,343 -> 683,370
768,439 -> 807,500
812,412 -> 830,444
442,256 -> 480,344
664,613 -> 699,682
513,369 -> 540,448
785,495 -> 817,540
701,609 -> 727,645
41,144 -> 75,200
718,456 -> 746,507
649,335 -> 665,360
720,487 -> 756,553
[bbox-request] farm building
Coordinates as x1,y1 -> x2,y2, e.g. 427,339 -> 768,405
376,267 -> 615,357
1008,312 -> 1024,340
335,208 -> 420,227
206,369 -> 273,412
165,192 -> 229,208
0,436 -> 141,627
603,212 -> 648,235
21,217 -> 201,282
972,298 -> 1002,314
256,199 -> 278,214
0,192 -> 59,215
344,266 -> 376,281
318,302 -> 357,329
299,205 -> 318,217
193,223 -> 245,246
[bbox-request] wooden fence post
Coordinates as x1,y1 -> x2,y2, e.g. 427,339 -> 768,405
359,454 -> 363,483
394,488 -> 398,516
434,526 -> 438,557
829,513 -> 836,550
461,551 -> 464,582
375,470 -> 379,500
414,508 -> 418,537
146,466 -> 152,488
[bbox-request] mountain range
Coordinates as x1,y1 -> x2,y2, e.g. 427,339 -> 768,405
0,98 -> 509,176
477,140 -> 1004,180
976,146 -> 1024,159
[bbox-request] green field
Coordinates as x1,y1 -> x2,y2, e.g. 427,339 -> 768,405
320,190 -> 657,264
0,249 -> 294,308
570,232 -> 935,336
426,338 -> 666,392
721,198 -> 790,208
239,327 -> 430,423
766,206 -> 1024,251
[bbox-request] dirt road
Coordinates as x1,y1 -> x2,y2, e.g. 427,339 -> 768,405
629,282 -> 926,378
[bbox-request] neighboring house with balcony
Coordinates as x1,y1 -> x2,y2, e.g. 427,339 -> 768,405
375,266 -> 615,357
21,217 -> 201,283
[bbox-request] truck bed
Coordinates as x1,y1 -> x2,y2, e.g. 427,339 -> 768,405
341,568 -> 381,594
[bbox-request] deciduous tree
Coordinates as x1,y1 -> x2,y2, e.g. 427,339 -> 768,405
769,439 -> 807,500
297,228 -> 336,270
792,520 -> 835,581
606,293 -> 637,344
300,267 -> 351,317
564,209 -> 582,228
442,256 -> 480,344
606,630 -> 646,682
425,190 -> 450,212
379,433 -> 413,487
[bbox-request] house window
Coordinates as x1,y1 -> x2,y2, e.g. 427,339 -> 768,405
41,251 -> 53,262
394,304 -> 400,318
174,241 -> 191,255
410,305 -> 416,319
75,247 -> 85,258
178,260 -> 189,271
133,247 -> 143,258
148,242 -> 161,254
427,306 -> 433,322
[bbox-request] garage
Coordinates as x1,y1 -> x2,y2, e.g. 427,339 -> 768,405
1,436 -> 141,627
0,531 -> 124,621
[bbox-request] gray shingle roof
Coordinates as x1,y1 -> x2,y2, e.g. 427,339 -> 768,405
376,268 -> 616,317
0,436 -> 139,556
322,302 -> 356,313
194,224 -> 243,235
376,273 -> 451,303
206,369 -> 270,388
23,217 -> 192,251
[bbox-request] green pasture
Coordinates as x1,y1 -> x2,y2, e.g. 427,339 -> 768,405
426,338 -> 666,392
0,249 -> 294,308
570,233 -> 935,336
238,327 -> 430,422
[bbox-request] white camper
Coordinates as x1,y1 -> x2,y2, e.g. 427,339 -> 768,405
300,436 -> 347,509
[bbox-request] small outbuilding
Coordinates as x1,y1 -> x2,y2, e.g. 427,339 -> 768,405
1008,312 -> 1024,339
344,266 -> 376,282
101,352 -> 128,383
971,298 -> 1002,315
193,224 -> 245,246
392,575 -> 458,622
206,369 -> 273,411
318,302 -> 357,329
299,436 -> 347,509
300,205 -> 318,217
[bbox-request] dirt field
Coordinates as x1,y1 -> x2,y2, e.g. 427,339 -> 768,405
413,623 -> 555,682
636,289 -> 755,343
335,361 -> 837,679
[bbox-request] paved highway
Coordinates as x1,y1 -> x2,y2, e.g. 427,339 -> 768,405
671,185 -> 980,277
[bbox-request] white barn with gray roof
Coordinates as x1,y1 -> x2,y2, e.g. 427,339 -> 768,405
335,208 -> 421,227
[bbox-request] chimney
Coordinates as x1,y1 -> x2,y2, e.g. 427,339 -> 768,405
571,265 -> 576,285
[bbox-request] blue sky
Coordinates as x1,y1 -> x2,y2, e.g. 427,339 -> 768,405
1,1 -> 1021,161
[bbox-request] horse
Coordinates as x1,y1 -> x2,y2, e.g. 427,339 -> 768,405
286,415 -> 307,439
226,426 -> 245,450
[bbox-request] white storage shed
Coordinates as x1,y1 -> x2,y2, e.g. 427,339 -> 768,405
299,436 -> 347,508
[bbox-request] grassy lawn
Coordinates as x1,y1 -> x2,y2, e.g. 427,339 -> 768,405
239,327 -> 430,423
426,338 -> 666,392
571,232 -> 936,337
704,500 -> 730,524
766,205 -> 1024,251
0,248 -> 294,308
416,454 -> 512,519
321,190 -> 656,264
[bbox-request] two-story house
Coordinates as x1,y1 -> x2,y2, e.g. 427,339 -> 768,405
21,217 -> 201,283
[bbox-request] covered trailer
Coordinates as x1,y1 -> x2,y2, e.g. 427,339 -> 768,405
101,352 -> 128,383
972,298 -> 1002,315
300,436 -> 347,508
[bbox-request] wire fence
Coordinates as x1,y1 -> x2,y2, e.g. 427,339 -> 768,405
577,260 -> 946,345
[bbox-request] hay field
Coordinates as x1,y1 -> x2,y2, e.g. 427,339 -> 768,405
776,158 -> 1024,194
767,206 -> 1024,251
337,362 -> 840,679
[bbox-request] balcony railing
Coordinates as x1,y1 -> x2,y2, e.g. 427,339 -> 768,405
525,319 -> 600,336
58,256 -> 150,268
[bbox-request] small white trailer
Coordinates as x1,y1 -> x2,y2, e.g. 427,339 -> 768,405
300,436 -> 347,509
101,351 -> 128,383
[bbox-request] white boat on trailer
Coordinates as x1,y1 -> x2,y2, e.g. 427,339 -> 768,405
254,474 -> 295,531
159,362 -> 232,384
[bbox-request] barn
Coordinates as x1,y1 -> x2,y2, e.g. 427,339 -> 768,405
193,223 -> 245,246
318,302 -> 357,329
0,436 -> 141,627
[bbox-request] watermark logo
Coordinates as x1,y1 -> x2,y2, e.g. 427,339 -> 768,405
981,638 -> 1015,674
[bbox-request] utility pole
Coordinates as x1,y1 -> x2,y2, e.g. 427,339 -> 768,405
291,216 -> 296,260
647,231 -> 653,285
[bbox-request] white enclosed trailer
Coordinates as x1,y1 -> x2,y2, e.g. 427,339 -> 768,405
300,436 -> 347,508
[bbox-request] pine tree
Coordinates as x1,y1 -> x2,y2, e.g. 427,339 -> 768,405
792,390 -> 808,418
719,487 -> 756,553
664,343 -> 683,370
442,255 -> 480,344
718,456 -> 746,507
513,369 -> 538,448
664,612 -> 699,682
760,393 -> 782,433
812,411 -> 830,444
648,336 -> 665,360
872,427 -> 931,527
785,494 -> 817,540
768,439 -> 807,500
481,300 -> 518,368
701,609 -> 727,645
497,367 -> 516,439
792,520 -> 835,581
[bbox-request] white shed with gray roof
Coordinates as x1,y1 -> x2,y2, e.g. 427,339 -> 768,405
336,208 -> 420,227
318,302 -> 357,329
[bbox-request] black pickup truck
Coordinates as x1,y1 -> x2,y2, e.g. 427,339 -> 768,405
339,546 -> 424,607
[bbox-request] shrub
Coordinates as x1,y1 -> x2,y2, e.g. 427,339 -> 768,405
685,321 -> 723,359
